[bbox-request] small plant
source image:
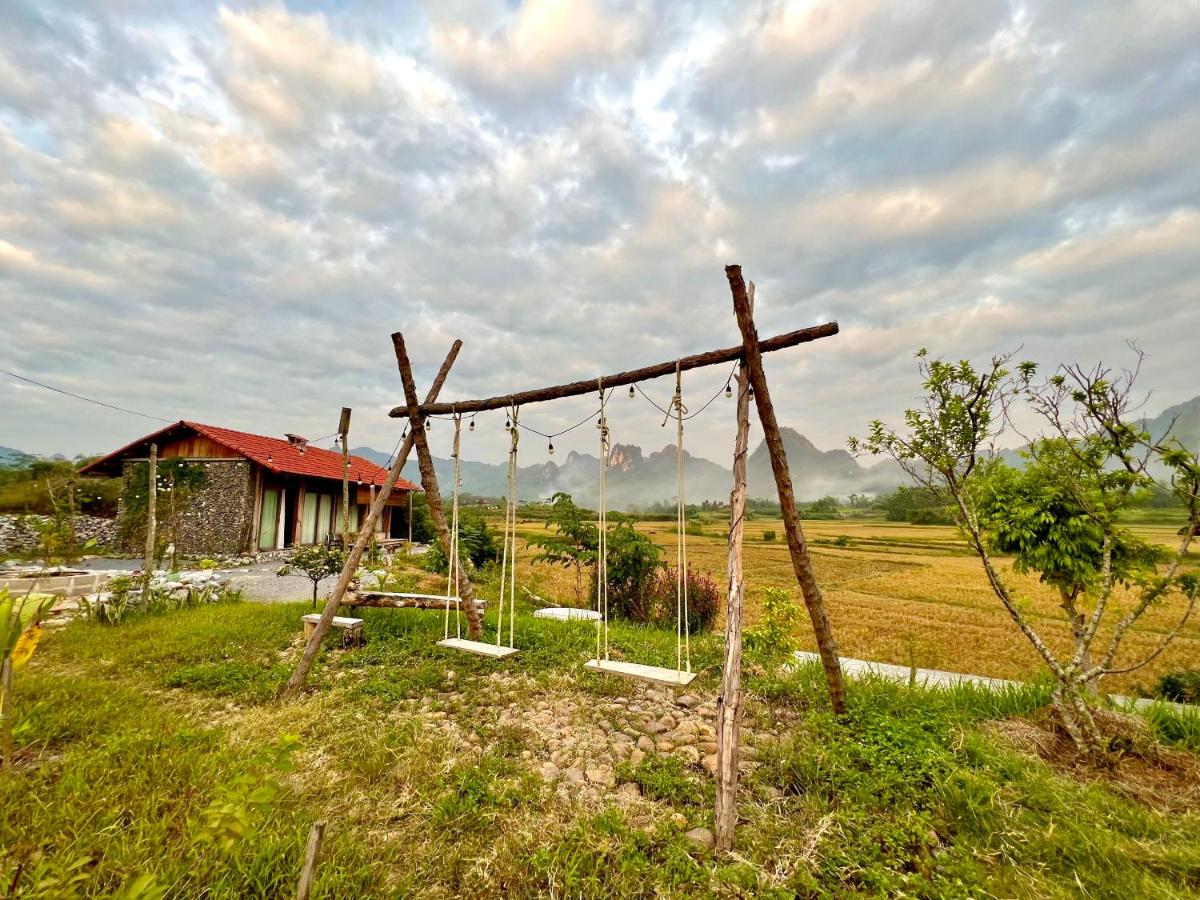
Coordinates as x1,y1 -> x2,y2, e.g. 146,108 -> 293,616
745,588 -> 803,663
761,530 -> 776,542
277,544 -> 346,608
1,587 -> 56,768
1152,669 -> 1200,704
197,558 -> 218,570
195,733 -> 301,854
645,565 -> 720,634
832,534 -> 852,547
594,522 -> 662,623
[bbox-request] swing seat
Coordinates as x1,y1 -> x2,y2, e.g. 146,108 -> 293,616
438,637 -> 521,659
584,658 -> 696,687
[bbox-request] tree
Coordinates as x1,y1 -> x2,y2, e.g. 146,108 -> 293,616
596,522 -> 662,623
850,349 -> 1200,759
1,588 -> 55,769
528,492 -> 597,604
277,545 -> 347,609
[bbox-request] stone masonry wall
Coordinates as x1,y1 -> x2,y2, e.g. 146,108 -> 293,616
118,459 -> 255,557
0,515 -> 116,555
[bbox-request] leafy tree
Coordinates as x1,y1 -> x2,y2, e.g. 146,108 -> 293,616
594,522 -> 662,623
277,544 -> 346,608
529,492 -> 597,604
877,486 -> 955,524
850,349 -> 1200,758
422,513 -> 498,574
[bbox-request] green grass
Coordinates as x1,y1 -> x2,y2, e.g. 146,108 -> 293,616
2,597 -> 1198,898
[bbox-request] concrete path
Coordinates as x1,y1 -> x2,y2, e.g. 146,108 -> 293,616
793,651 -> 1191,712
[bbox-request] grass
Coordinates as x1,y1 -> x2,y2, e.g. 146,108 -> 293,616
2,581 -> 1199,898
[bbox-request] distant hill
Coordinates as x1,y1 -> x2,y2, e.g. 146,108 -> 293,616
0,446 -> 34,467
1142,395 -> 1200,453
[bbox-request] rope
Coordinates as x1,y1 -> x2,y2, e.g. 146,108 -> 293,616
444,413 -> 463,640
671,363 -> 692,674
595,378 -> 610,662
497,406 -> 520,648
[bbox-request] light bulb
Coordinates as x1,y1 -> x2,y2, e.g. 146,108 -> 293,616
725,383 -> 732,399
628,385 -> 635,399
425,419 -> 431,430
748,386 -> 755,399
469,419 -> 475,431
548,441 -> 555,455
505,416 -> 511,430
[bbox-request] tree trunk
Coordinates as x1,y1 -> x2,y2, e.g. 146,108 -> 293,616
726,265 -> 848,716
279,341 -> 462,701
715,324 -> 752,851
0,656 -> 12,770
393,332 -> 484,639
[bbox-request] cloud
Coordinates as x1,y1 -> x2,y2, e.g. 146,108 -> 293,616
0,0 -> 1197,467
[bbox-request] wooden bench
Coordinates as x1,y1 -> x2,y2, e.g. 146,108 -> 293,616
302,614 -> 364,648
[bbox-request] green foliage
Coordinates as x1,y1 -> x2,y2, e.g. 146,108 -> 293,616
81,576 -> 243,626
979,442 -> 1164,601
876,485 -> 955,524
744,588 -> 803,662
116,459 -> 208,550
761,529 -> 776,542
529,492 -> 597,600
422,513 -> 499,575
277,543 -> 346,607
407,493 -> 436,543
196,734 -> 301,854
1140,701 -> 1200,752
0,457 -> 120,517
616,754 -> 711,806
643,565 -> 720,634
594,521 -> 662,623
1151,669 -> 1200,704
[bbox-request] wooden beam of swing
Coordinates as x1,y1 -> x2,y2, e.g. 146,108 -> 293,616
393,321 -> 838,418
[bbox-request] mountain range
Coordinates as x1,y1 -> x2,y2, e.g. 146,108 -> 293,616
351,427 -> 905,509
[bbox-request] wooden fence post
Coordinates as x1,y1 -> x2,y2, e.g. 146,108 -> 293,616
715,283 -> 753,850
142,443 -> 157,598
279,341 -> 462,700
393,332 -> 485,639
726,265 -> 848,716
295,820 -> 326,900
339,407 -> 352,549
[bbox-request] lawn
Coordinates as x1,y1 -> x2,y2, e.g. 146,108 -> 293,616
3,581 -> 1199,898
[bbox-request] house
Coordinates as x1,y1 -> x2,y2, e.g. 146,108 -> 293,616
80,421 -> 420,556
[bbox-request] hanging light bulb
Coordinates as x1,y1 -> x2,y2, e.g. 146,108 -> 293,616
505,415 -> 511,430
628,385 -> 635,399
748,386 -> 755,399
469,419 -> 475,432
425,418 -> 431,430
725,382 -> 733,399
548,440 -> 555,455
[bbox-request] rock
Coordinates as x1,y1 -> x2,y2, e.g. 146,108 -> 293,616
655,740 -> 674,753
636,735 -> 655,753
676,694 -> 701,709
701,754 -> 718,776
643,721 -> 667,735
564,767 -> 586,784
658,714 -> 677,731
629,748 -> 646,766
539,763 -> 560,781
675,720 -> 698,736
685,827 -> 716,850
699,741 -> 718,755
670,812 -> 687,828
618,781 -> 642,798
676,745 -> 701,764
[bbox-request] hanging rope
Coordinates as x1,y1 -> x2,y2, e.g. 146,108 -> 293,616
444,413 -> 464,641
670,363 -> 692,675
497,405 -> 520,649
596,378 -> 610,662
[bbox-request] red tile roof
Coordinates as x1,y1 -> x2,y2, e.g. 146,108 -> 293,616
79,420 -> 420,492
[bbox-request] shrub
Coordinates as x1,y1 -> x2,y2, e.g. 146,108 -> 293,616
81,576 -> 242,625
423,514 -> 499,574
1152,669 -> 1200,704
276,544 -> 345,608
762,530 -> 776,542
745,588 -> 803,662
645,565 -> 720,634
592,522 -> 661,623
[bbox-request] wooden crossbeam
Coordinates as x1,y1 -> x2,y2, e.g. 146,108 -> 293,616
394,321 -> 838,418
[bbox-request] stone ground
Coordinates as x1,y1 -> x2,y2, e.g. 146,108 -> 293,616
376,670 -> 781,847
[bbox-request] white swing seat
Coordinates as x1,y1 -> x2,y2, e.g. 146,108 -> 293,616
584,658 -> 696,687
437,637 -> 521,659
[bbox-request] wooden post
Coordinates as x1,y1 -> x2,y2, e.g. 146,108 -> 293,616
339,407 -> 352,549
407,490 -> 413,544
715,283 -> 753,851
66,473 -> 77,565
726,265 -> 848,716
0,656 -> 12,770
142,443 -> 157,598
279,341 -> 462,700
393,332 -> 485,639
295,820 -> 326,900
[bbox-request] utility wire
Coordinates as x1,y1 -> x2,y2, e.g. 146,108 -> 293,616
0,367 -> 173,423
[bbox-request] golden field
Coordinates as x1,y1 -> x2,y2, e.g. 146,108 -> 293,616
507,517 -> 1198,696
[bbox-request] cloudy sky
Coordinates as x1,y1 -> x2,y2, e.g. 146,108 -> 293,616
2,0 -> 1198,467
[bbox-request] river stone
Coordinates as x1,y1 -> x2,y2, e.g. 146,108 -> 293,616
685,827 -> 716,850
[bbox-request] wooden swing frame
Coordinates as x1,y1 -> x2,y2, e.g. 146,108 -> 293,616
286,264 -> 848,852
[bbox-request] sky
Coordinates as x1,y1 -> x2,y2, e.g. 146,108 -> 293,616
1,0 -> 1198,467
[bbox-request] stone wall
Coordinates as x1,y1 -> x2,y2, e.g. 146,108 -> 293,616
118,459 -> 255,557
0,514 -> 117,555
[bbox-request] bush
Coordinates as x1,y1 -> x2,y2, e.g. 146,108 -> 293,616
592,522 -> 661,623
745,588 -> 803,662
762,530 -> 776,542
82,575 -> 243,625
643,565 -> 720,634
1152,669 -> 1200,704
423,514 -> 499,574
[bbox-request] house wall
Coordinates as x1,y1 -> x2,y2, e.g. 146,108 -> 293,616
118,458 -> 255,557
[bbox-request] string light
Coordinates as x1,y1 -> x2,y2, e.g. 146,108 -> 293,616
548,440 -> 555,455
505,415 -> 511,430
725,382 -> 732,399
425,418 -> 431,430
628,385 -> 635,399
748,386 -> 755,399
468,419 -> 475,432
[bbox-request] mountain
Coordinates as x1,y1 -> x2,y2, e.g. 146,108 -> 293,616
1142,395 -> 1200,453
357,429 -> 907,510
0,446 -> 34,467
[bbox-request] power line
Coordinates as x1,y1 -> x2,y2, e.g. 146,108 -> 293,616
0,367 -> 173,423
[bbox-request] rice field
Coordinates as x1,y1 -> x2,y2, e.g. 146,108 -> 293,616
509,517 -> 1199,696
